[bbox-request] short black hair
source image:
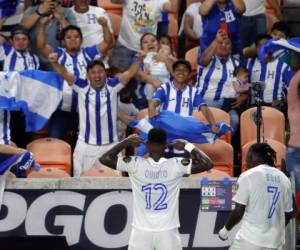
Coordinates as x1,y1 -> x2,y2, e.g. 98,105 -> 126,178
11,25 -> 30,39
254,34 -> 272,46
86,60 -> 106,72
59,25 -> 83,41
172,59 -> 192,73
148,128 -> 167,144
271,21 -> 290,37
233,65 -> 248,77
248,143 -> 277,167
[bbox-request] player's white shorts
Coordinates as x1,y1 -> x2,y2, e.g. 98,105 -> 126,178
230,235 -> 283,250
73,139 -> 117,177
128,227 -> 182,250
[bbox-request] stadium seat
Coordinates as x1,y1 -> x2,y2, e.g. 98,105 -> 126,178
240,106 -> 285,148
168,15 -> 179,55
241,138 -> 287,172
108,13 -> 122,39
97,0 -> 122,16
26,138 -> 72,175
185,46 -> 199,77
192,107 -> 232,144
190,168 -> 230,179
81,166 -> 122,177
27,168 -> 71,178
195,139 -> 234,176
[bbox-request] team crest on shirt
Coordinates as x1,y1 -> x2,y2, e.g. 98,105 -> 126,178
123,156 -> 132,163
181,158 -> 190,166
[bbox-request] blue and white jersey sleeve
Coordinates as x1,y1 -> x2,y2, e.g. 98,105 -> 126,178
117,156 -> 139,174
72,78 -> 89,92
193,91 -> 207,109
282,64 -> 293,87
107,76 -> 124,93
232,174 -> 250,206
0,44 -> 4,62
83,44 -> 102,60
152,86 -> 166,103
175,158 -> 192,176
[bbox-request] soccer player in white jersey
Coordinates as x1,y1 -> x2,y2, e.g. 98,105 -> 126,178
218,143 -> 293,249
149,59 -> 219,133
49,51 -> 145,176
99,128 -> 213,250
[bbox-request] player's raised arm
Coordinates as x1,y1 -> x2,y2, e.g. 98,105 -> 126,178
99,135 -> 144,169
170,139 -> 213,174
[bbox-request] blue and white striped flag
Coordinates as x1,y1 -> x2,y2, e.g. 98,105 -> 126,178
0,152 -> 40,212
129,110 -> 232,156
259,37 -> 300,62
0,70 -> 63,131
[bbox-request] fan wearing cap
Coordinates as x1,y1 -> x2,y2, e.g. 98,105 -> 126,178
0,25 -> 40,71
149,59 -> 219,134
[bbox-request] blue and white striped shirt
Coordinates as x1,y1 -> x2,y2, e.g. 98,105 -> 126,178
54,45 -> 101,112
0,110 -> 10,145
0,43 -> 39,71
152,81 -> 206,116
246,58 -> 292,103
73,77 -> 123,145
196,55 -> 238,101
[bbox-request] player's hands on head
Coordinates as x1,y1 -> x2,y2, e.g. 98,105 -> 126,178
48,52 -> 59,63
169,139 -> 189,151
125,134 -> 144,147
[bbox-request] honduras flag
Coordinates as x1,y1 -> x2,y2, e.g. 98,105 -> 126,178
0,70 -> 63,132
129,110 -> 232,156
259,38 -> 300,62
0,152 -> 40,212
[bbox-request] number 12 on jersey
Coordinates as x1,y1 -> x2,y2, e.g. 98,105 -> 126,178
142,183 -> 168,211
267,186 -> 280,218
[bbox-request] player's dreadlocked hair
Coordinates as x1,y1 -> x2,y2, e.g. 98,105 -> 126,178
248,143 -> 277,167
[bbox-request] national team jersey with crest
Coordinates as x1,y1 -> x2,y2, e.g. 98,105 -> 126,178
117,156 -> 192,231
233,164 -> 293,248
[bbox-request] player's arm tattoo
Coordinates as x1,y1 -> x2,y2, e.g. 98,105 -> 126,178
190,148 -> 213,174
99,140 -> 129,169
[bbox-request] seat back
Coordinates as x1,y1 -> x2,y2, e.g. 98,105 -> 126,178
185,46 -> 199,76
195,139 -> 234,176
27,138 -> 72,174
97,0 -> 122,15
27,168 -> 71,178
240,106 -> 285,147
241,138 -> 287,172
193,107 -> 232,143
